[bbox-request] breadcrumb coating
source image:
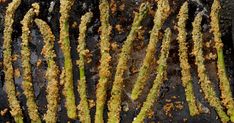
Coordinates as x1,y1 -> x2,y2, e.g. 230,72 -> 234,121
107,3 -> 149,123
177,2 -> 199,116
35,18 -> 59,123
210,0 -> 234,121
95,0 -> 112,122
3,0 -> 23,122
21,3 -> 41,122
192,12 -> 229,122
131,0 -> 171,101
59,0 -> 77,119
77,12 -> 93,123
133,28 -> 172,123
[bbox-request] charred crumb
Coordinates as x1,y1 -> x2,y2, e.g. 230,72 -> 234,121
34,18 -> 59,123
110,0 -> 117,14
192,11 -> 229,122
177,1 -> 199,116
107,3 -> 149,123
59,67 -> 65,87
162,98 -> 184,118
3,0 -> 23,122
20,2 -> 41,122
77,12 -> 93,123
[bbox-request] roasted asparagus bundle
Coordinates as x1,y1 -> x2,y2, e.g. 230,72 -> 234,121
133,28 -> 172,123
107,3 -> 149,123
131,0 -> 171,101
192,11 -> 229,122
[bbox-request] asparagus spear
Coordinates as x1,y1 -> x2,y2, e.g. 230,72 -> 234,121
95,0 -> 112,122
3,0 -> 23,122
107,3 -> 149,123
192,12 -> 229,122
210,0 -> 234,121
132,28 -> 172,123
131,0 -> 170,101
59,0 -> 77,119
77,12 -> 93,123
176,2 -> 199,116
34,19 -> 59,123
21,3 -> 41,123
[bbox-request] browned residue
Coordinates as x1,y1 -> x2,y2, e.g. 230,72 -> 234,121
14,68 -> 20,78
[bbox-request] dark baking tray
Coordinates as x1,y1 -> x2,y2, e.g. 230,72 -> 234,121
0,0 -> 234,122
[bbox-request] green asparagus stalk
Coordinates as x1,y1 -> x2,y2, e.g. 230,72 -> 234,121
34,19 -> 59,123
131,0 -> 170,101
176,2 -> 199,116
21,3 -> 41,123
132,28 -> 172,123
107,3 -> 149,123
59,0 -> 77,119
77,12 -> 93,123
210,0 -> 234,121
95,0 -> 112,122
3,0 -> 23,122
192,12 -> 229,122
